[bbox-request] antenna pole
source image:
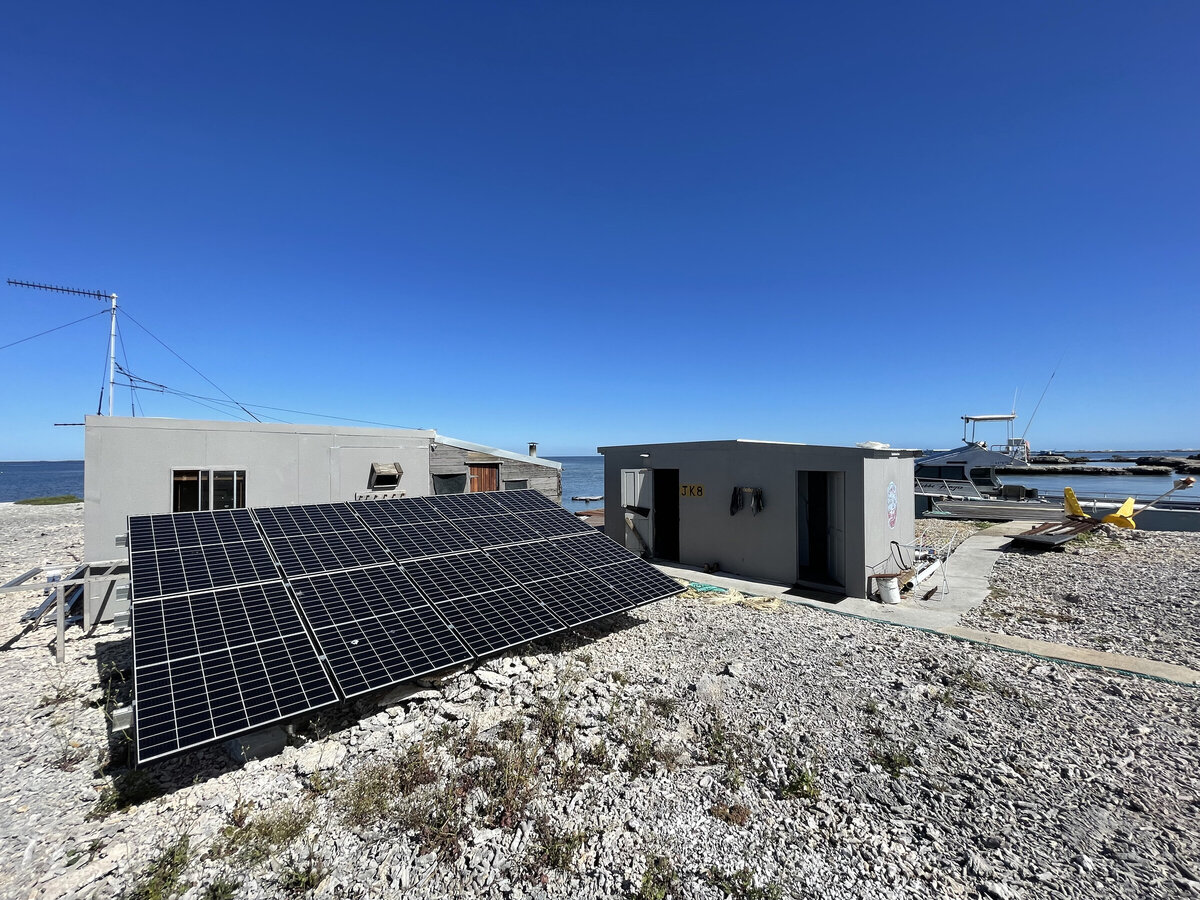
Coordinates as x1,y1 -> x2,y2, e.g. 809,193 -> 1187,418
107,293 -> 118,416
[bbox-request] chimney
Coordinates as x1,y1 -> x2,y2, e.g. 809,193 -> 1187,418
528,442 -> 538,458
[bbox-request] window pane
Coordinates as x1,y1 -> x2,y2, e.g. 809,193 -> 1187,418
432,473 -> 468,495
235,471 -> 245,508
212,471 -> 236,510
200,471 -> 211,511
172,471 -> 201,513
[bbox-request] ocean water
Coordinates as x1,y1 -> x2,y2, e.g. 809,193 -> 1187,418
0,460 -> 85,503
549,456 -> 605,512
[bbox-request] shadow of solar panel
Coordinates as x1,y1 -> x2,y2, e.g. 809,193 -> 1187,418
435,586 -> 567,656
400,552 -> 518,604
521,568 -> 635,627
371,521 -> 478,561
484,540 -> 586,583
132,583 -> 337,763
351,497 -> 447,528
428,491 -> 507,519
555,531 -> 638,568
593,559 -> 683,606
448,513 -> 542,548
521,507 -> 595,537
489,489 -> 561,514
291,566 -> 473,698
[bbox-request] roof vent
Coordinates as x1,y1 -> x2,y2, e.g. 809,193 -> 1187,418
369,462 -> 403,491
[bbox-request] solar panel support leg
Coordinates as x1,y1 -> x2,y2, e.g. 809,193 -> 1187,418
55,584 -> 65,665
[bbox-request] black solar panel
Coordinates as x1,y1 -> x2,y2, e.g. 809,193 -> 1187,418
594,559 -> 684,606
428,491 -> 507,519
435,586 -> 567,656
370,521 -> 478,561
350,497 -> 447,528
400,551 -> 518,604
129,487 -> 682,763
291,566 -> 473,698
132,582 -> 337,763
448,513 -> 542,548
556,531 -> 638,568
521,507 -> 596,537
485,540 -> 586,583
490,489 -> 561,514
129,509 -> 277,600
521,568 -> 635,627
254,503 -> 390,576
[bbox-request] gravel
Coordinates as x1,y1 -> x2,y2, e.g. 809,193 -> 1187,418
961,528 -> 1200,670
1,502 -> 1198,900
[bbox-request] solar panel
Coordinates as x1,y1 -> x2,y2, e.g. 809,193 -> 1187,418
369,521 -> 478,561
350,497 -> 448,528
254,503 -> 391,576
521,568 -> 636,627
434,586 -> 568,656
447,513 -> 542,548
290,565 -> 473,698
521,507 -> 596,537
490,489 -> 561,514
129,510 -> 278,600
484,540 -> 586,583
132,582 -> 337,763
129,487 -> 683,763
427,491 -> 507,519
399,551 -> 518,604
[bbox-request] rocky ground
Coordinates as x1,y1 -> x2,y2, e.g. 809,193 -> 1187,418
961,528 -> 1200,671
0,503 -> 1198,900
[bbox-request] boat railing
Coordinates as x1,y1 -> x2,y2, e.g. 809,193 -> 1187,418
915,477 -> 985,500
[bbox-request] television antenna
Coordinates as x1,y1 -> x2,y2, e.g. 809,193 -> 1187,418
7,279 -> 119,415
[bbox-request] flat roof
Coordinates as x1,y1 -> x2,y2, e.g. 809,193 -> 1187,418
597,439 -> 922,458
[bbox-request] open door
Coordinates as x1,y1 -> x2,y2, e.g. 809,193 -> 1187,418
796,471 -> 846,590
651,468 -> 680,561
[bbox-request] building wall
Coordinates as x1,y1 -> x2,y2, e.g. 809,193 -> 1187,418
83,417 -> 436,560
599,441 -> 918,600
429,443 -> 562,499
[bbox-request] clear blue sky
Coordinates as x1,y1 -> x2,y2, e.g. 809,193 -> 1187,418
2,2 -> 1197,459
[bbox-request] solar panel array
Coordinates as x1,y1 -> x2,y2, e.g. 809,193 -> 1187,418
128,490 -> 681,763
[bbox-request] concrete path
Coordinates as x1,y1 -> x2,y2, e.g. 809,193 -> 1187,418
656,523 -> 1200,686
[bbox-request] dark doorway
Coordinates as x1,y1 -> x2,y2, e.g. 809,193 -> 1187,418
797,471 -> 844,588
652,468 -> 680,562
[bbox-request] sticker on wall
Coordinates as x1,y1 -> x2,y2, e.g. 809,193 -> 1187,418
887,481 -> 898,529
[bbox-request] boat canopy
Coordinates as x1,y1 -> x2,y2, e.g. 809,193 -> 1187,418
917,443 -> 1029,470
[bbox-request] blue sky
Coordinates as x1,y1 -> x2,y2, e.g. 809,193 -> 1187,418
2,2 -> 1197,459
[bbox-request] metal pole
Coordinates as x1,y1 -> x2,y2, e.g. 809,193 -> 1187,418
55,583 -> 65,664
108,293 -> 118,416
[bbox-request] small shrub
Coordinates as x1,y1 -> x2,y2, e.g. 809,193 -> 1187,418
212,804 -> 311,866
469,739 -> 540,828
201,877 -> 241,900
397,781 -> 469,860
702,866 -> 783,900
581,737 -> 610,770
774,755 -> 820,802
125,835 -> 190,900
533,694 -> 573,744
648,696 -> 678,718
526,816 -> 588,875
710,803 -> 751,826
870,741 -> 915,779
338,747 -> 436,828
633,855 -> 679,900
279,844 -> 326,895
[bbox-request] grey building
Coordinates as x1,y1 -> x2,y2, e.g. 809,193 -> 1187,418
82,416 -> 560,624
598,440 -> 920,600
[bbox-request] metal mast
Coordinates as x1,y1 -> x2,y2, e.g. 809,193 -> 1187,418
7,279 -> 119,413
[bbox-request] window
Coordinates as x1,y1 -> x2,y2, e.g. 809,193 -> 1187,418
369,462 -> 403,491
173,469 -> 246,512
432,473 -> 468,495
503,479 -> 529,491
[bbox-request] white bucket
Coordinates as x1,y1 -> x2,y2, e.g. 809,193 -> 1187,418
878,576 -> 901,605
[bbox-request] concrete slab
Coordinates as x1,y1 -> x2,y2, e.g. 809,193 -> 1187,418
652,521 -> 1200,686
